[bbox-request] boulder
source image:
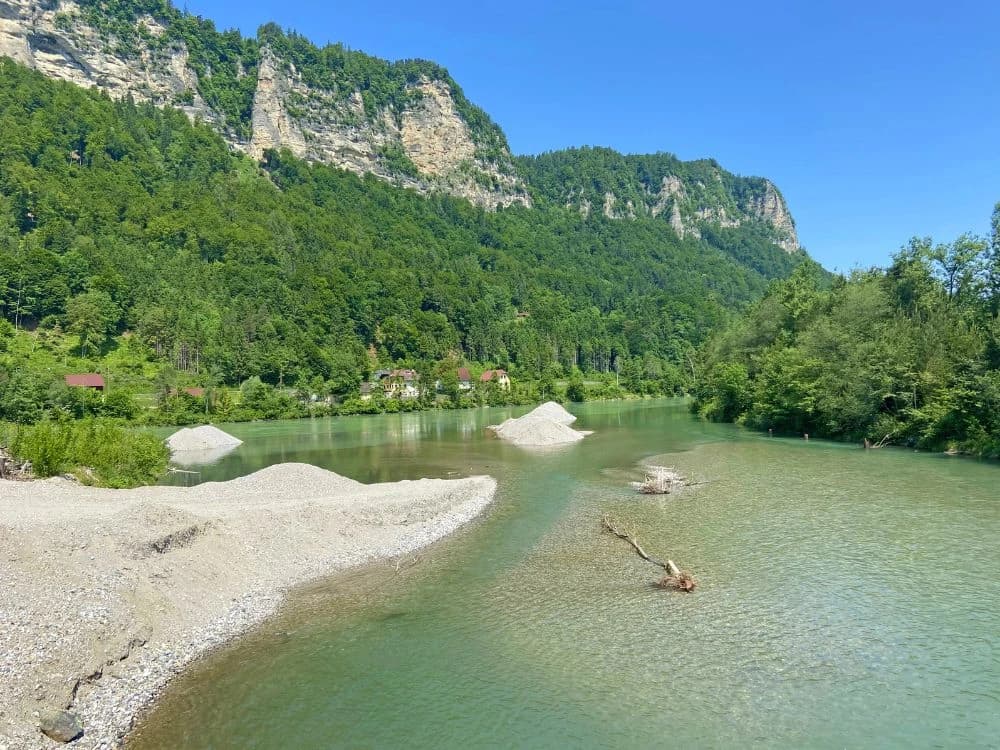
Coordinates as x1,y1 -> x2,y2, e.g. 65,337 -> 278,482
38,707 -> 83,743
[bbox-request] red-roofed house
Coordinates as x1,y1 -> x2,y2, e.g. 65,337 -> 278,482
65,373 -> 105,391
479,369 -> 510,390
457,367 -> 473,391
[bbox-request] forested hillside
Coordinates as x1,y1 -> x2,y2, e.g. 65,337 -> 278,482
0,62 -> 805,422
693,218 -> 1000,456
519,147 -> 800,254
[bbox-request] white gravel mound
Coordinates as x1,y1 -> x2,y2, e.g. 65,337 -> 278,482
489,402 -> 589,447
528,401 -> 577,424
166,425 -> 243,454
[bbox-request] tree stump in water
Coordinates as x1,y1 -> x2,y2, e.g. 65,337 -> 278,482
601,515 -> 697,592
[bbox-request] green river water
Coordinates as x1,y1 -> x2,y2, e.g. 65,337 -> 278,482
130,399 -> 999,749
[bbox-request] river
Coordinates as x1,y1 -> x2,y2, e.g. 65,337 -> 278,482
131,399 -> 999,748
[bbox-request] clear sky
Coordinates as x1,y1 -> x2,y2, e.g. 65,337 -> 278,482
183,0 -> 998,271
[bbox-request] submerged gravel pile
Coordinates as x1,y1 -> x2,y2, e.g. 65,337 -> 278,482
489,402 -> 590,447
0,463 -> 496,749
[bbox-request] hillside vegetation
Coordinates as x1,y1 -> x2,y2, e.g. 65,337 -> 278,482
0,62 -> 804,424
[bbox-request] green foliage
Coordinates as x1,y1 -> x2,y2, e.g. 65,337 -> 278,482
694,215 -> 1000,456
4,419 -> 168,487
238,376 -> 305,420
0,60 -> 803,427
376,144 -> 420,178
518,146 -> 803,268
697,362 -> 750,422
566,369 -> 587,402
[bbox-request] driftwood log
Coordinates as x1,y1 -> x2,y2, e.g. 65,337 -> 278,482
629,466 -> 711,495
601,514 -> 696,592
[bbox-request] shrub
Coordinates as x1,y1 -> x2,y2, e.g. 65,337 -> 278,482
5,419 -> 168,488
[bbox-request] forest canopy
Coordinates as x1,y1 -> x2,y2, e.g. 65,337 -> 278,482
693,216 -> 1000,457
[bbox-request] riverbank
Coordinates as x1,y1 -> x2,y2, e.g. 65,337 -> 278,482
0,463 -> 497,748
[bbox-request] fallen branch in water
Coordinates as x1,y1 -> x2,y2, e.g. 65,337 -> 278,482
601,514 -> 696,592
630,466 -> 683,494
630,466 -> 711,494
874,432 -> 895,449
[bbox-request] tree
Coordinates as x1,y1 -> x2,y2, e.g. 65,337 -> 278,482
986,203 -> 1000,315
566,369 -> 587,402
65,290 -> 118,357
931,234 -> 986,302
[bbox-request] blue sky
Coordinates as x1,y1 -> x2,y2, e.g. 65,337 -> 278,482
185,0 -> 998,271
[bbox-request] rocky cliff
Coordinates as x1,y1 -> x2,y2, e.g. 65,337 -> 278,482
518,148 -> 800,252
0,0 -> 799,241
0,0 -> 529,209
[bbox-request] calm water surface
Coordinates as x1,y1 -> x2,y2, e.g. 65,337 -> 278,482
132,400 -> 999,749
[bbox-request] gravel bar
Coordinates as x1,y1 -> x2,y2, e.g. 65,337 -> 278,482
0,463 -> 497,749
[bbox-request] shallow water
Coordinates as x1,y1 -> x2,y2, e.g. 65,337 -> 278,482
134,400 -> 1000,748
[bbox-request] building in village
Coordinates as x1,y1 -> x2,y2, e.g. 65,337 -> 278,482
65,374 -> 105,391
385,369 -> 420,399
457,367 -> 473,391
361,369 -> 422,399
479,369 -> 510,390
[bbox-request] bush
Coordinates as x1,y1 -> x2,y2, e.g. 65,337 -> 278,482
5,419 -> 168,487
566,370 -> 587,402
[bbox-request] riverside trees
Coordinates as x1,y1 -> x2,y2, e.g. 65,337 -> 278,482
694,215 -> 1000,457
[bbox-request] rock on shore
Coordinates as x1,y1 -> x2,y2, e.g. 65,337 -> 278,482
0,463 -> 496,749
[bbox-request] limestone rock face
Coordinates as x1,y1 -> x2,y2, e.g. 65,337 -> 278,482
248,49 -> 311,161
400,79 -> 476,175
746,180 -> 799,252
1,0 -> 529,210
540,155 -> 800,253
0,0 -> 214,124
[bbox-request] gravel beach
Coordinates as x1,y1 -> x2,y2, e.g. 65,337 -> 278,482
0,464 -> 497,749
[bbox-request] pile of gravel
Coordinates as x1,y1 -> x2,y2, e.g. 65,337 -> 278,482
527,401 -> 577,425
192,462 -> 362,500
489,402 -> 589,447
166,425 -> 243,454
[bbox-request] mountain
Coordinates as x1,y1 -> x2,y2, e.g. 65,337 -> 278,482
0,0 -> 529,209
0,0 -> 813,417
0,60 -> 804,398
0,0 -> 799,254
519,148 -> 799,253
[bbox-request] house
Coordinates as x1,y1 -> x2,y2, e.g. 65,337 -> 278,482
65,373 -> 105,391
360,382 -> 374,401
457,367 -> 473,391
380,369 -> 421,399
480,369 -> 510,390
392,369 -> 420,399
